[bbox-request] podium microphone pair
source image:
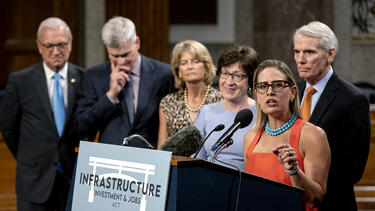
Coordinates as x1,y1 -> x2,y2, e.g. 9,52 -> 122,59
210,109 -> 253,153
161,108 -> 253,157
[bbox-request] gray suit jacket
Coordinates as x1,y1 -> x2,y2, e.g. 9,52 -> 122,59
298,72 -> 370,211
0,62 -> 83,203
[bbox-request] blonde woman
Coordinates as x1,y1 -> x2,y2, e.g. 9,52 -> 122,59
244,60 -> 331,210
157,40 -> 221,149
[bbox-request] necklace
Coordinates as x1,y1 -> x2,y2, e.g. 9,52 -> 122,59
184,85 -> 210,113
265,113 -> 297,136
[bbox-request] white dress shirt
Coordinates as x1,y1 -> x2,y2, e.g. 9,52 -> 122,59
44,62 -> 68,109
301,66 -> 333,116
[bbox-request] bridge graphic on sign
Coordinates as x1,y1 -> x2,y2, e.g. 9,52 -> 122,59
88,156 -> 155,211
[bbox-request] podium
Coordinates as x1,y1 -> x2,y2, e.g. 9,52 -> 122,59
167,156 -> 304,211
68,143 -> 304,211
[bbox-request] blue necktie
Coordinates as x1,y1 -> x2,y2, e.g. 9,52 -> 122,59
124,72 -> 134,124
53,73 -> 66,136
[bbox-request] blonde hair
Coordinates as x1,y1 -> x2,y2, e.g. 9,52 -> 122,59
170,40 -> 216,89
252,60 -> 302,129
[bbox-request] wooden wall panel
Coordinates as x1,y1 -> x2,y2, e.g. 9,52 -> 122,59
0,1 -> 81,209
0,0 -> 82,87
0,140 -> 16,211
252,0 -> 333,77
106,0 -> 170,63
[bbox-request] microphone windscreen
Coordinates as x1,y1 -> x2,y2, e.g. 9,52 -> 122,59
160,125 -> 203,157
234,109 -> 253,128
214,124 -> 225,131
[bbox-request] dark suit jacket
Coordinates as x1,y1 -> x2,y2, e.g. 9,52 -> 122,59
75,55 -> 174,147
0,62 -> 83,203
298,72 -> 370,211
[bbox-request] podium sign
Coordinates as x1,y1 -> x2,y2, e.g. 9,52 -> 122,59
72,141 -> 172,211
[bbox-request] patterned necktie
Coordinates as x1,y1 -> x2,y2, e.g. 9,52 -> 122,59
301,86 -> 316,121
124,72 -> 134,124
53,73 -> 66,136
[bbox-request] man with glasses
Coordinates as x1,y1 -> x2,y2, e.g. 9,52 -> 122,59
294,21 -> 370,211
75,16 -> 174,147
0,17 -> 83,211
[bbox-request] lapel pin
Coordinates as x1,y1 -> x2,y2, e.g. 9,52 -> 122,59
71,78 -> 76,83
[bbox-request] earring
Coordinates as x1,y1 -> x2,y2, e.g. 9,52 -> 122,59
247,88 -> 253,97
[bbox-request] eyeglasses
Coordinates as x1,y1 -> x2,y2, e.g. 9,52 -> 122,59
254,80 -> 291,94
219,71 -> 247,82
38,41 -> 70,51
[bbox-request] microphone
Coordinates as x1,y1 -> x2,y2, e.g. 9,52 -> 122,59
123,134 -> 154,149
160,125 -> 203,157
210,109 -> 253,152
193,124 -> 225,158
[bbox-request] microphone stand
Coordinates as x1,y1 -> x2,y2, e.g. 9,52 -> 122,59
122,134 -> 154,149
212,138 -> 233,161
193,124 -> 224,159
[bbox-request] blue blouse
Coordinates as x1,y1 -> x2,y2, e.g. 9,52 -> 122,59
194,101 -> 256,170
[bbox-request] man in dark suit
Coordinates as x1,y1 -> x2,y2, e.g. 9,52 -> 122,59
75,16 -> 174,147
294,21 -> 370,211
0,17 -> 83,211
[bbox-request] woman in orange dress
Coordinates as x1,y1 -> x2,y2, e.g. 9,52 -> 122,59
243,60 -> 331,210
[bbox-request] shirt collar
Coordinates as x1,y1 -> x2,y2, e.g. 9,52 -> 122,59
131,54 -> 141,76
43,62 -> 68,80
305,66 -> 333,93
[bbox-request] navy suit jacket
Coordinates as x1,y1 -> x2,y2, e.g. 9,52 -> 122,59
0,62 -> 83,203
298,72 -> 370,211
75,55 -> 174,147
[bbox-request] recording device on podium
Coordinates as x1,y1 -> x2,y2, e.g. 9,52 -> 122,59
160,125 -> 203,157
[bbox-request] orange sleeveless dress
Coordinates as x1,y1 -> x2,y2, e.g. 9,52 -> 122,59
245,118 -> 317,211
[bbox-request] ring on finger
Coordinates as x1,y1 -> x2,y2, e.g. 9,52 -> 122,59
288,151 -> 293,156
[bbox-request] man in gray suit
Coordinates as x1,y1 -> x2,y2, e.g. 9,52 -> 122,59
294,21 -> 370,211
0,17 -> 83,211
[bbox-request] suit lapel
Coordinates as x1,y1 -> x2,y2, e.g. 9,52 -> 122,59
65,63 -> 79,127
297,80 -> 306,101
133,56 -> 156,125
309,73 -> 339,124
32,63 -> 56,129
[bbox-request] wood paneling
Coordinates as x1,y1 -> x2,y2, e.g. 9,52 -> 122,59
355,109 -> 375,209
0,138 -> 16,211
106,0 -> 170,63
356,110 -> 375,185
0,0 -> 82,87
170,0 -> 217,24
252,0 -> 333,77
0,0 -> 81,209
